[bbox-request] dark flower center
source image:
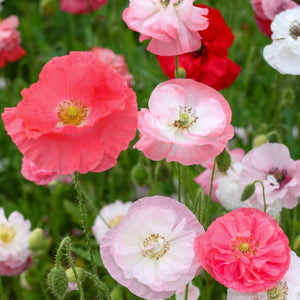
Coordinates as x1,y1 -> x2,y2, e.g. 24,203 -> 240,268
289,21 -> 300,40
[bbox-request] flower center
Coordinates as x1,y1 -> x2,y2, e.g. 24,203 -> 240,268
267,280 -> 288,299
57,100 -> 88,127
142,233 -> 170,260
0,224 -> 15,244
108,215 -> 123,228
289,21 -> 300,40
231,236 -> 259,256
159,0 -> 183,8
174,106 -> 198,130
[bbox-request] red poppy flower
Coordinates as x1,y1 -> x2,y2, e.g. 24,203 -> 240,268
156,5 -> 241,90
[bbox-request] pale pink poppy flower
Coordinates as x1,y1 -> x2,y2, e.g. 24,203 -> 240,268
227,251 -> 300,300
122,0 -> 209,56
194,208 -> 290,293
92,200 -> 132,244
0,15 -> 26,68
100,196 -> 205,299
0,208 -> 32,276
60,0 -> 108,14
195,148 -> 245,210
91,47 -> 133,87
239,143 -> 300,209
21,157 -> 59,185
2,52 -> 137,175
134,79 -> 234,165
250,0 -> 298,37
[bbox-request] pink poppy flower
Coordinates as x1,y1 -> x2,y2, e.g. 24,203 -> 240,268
227,251 -> 300,299
122,0 -> 209,56
195,148 -> 245,210
250,0 -> 298,37
59,0 -> 108,14
239,143 -> 300,209
2,52 -> 137,175
0,15 -> 26,68
134,79 -> 234,165
91,47 -> 133,87
100,196 -> 205,299
194,208 -> 290,293
0,208 -> 33,276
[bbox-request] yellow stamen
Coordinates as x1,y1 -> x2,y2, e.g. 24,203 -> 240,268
0,224 -> 15,244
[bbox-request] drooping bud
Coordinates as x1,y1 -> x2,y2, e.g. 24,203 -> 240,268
47,266 -> 68,299
241,183 -> 256,201
216,149 -> 231,172
176,67 -> 186,79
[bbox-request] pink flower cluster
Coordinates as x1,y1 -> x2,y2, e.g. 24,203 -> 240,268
0,15 -> 26,68
60,0 -> 108,14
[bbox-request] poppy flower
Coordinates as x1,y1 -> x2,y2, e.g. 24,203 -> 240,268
2,52 -> 137,175
134,79 -> 234,165
122,0 -> 208,56
156,5 -> 241,90
194,208 -> 290,293
0,15 -> 26,68
60,0 -> 108,14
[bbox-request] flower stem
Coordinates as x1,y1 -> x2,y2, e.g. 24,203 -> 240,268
175,55 -> 179,78
253,180 -> 267,212
177,162 -> 182,203
0,277 -> 7,300
184,283 -> 189,300
206,158 -> 217,227
74,172 -> 97,276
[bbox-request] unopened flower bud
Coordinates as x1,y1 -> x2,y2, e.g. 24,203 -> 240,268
294,235 -> 300,250
131,163 -> 148,186
47,266 -> 68,299
175,67 -> 186,78
216,149 -> 231,172
29,228 -> 43,251
253,134 -> 268,148
39,0 -> 56,16
241,183 -> 256,201
65,267 -> 85,283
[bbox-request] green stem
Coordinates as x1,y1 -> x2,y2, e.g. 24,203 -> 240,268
253,180 -> 267,212
175,56 -> 179,78
65,237 -> 86,300
0,277 -> 7,300
83,270 -> 112,300
206,158 -> 217,227
266,130 -> 282,143
177,162 -> 182,203
74,172 -> 97,276
184,283 -> 189,300
55,236 -> 69,267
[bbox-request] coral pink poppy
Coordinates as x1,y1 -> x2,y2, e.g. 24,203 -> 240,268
2,52 -> 137,175
91,47 -> 133,87
0,15 -> 26,68
239,143 -> 300,209
194,208 -> 290,293
227,251 -> 300,299
195,148 -> 245,210
59,0 -> 108,14
100,196 -> 205,299
21,157 -> 59,185
122,0 -> 209,56
0,208 -> 32,276
134,79 -> 234,165
156,4 -> 241,90
250,0 -> 298,37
